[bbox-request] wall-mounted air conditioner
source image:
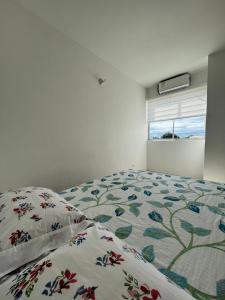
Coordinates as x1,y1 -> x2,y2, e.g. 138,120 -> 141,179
158,73 -> 191,95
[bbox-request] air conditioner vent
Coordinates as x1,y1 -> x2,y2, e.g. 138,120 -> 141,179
158,73 -> 190,95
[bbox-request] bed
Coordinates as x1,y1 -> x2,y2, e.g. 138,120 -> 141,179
0,183 -> 196,300
60,170 -> 225,300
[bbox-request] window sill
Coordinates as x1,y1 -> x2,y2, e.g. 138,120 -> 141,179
148,138 -> 205,142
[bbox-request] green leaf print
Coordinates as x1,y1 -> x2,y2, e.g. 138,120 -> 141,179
141,245 -> 155,263
115,225 -> 132,239
180,219 -> 194,233
79,197 -> 96,202
106,194 -> 121,201
144,227 -> 173,239
193,227 -> 211,236
147,201 -> 164,208
93,215 -> 112,223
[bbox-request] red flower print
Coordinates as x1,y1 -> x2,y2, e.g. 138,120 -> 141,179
29,260 -> 52,282
109,251 -> 125,266
11,196 -> 27,202
42,269 -> 77,296
150,289 -> 161,300
82,286 -> 97,300
9,230 -> 31,245
140,284 -> 150,294
13,203 -> 33,219
74,285 -> 98,300
39,192 -> 52,200
70,232 -> 87,246
122,270 -> 161,300
142,289 -> 161,300
30,214 -> 42,221
8,260 -> 52,299
65,205 -> 75,211
74,215 -> 86,224
65,270 -> 77,283
100,235 -> 113,242
96,250 -> 125,267
40,202 -> 55,209
40,202 -> 47,208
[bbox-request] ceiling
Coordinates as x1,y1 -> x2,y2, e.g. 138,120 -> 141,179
15,0 -> 225,87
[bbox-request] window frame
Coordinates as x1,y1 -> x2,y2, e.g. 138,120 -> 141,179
148,114 -> 206,141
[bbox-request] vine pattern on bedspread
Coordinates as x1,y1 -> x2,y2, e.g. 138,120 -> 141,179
60,170 -> 225,300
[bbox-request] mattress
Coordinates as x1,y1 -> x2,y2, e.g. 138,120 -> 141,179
60,170 -> 225,300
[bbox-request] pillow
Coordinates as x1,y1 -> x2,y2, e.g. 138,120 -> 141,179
0,224 -> 195,300
0,187 -> 91,278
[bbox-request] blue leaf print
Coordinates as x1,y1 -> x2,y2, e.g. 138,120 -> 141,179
51,223 -> 62,231
91,189 -> 100,195
128,194 -> 137,201
144,190 -> 152,196
96,255 -> 108,267
148,211 -> 163,223
188,204 -> 200,214
115,207 -> 125,217
217,186 -> 225,192
174,183 -> 184,188
196,180 -> 205,184
219,220 -> 225,233
42,289 -> 48,296
46,282 -> 52,288
163,196 -> 180,201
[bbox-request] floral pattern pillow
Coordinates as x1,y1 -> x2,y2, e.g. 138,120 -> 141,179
0,224 -> 195,300
0,187 -> 91,277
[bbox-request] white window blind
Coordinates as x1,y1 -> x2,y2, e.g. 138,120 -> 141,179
147,86 -> 207,122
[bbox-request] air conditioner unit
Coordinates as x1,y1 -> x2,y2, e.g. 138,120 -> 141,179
158,73 -> 191,95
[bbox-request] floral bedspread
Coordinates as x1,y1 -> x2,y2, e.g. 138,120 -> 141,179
0,225 -> 194,300
60,170 -> 225,300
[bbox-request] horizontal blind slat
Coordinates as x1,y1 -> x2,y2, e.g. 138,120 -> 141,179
147,86 -> 207,122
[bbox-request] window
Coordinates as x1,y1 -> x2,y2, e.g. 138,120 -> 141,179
147,86 -> 207,140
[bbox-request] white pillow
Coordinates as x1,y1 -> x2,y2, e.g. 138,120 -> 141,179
0,187 -> 90,277
0,224 -> 195,300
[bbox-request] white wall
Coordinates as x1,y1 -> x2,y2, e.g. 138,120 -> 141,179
204,50 -> 225,183
147,139 -> 205,179
0,0 -> 146,192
